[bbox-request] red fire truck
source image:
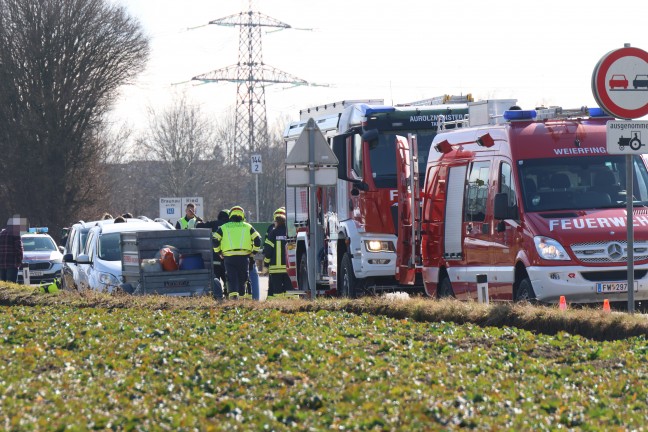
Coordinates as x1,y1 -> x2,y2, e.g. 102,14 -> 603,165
396,99 -> 648,304
283,96 -> 471,296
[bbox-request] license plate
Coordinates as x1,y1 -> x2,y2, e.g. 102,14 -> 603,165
596,281 -> 638,293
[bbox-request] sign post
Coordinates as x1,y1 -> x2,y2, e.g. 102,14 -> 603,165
251,154 -> 262,222
285,118 -> 338,298
594,43 -> 648,313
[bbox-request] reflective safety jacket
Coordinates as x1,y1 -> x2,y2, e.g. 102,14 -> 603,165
177,216 -> 198,229
213,221 -> 260,256
263,224 -> 287,274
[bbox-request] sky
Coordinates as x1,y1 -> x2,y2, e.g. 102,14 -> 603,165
111,0 -> 648,137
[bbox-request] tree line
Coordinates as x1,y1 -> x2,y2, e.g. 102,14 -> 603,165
0,0 -> 286,242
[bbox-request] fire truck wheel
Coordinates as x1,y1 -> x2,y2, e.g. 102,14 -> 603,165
515,277 -> 537,303
298,254 -> 309,291
339,253 -> 357,298
437,276 -> 455,298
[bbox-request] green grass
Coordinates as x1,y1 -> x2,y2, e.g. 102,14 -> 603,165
1,284 -> 648,430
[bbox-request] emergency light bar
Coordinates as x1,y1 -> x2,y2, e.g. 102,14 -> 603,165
503,110 -> 536,121
28,227 -> 48,233
503,106 -> 611,122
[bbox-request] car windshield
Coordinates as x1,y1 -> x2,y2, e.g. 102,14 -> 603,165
98,233 -> 121,261
22,236 -> 57,252
518,155 -> 648,211
368,131 -> 436,188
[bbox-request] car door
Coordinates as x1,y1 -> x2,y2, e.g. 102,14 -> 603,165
61,226 -> 78,289
77,230 -> 96,290
490,160 -> 519,300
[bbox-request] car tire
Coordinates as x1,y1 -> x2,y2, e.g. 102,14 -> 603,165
515,277 -> 537,303
298,253 -> 309,292
339,253 -> 357,298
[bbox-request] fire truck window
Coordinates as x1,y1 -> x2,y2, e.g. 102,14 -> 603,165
352,134 -> 363,178
465,161 -> 490,222
500,162 -> 518,218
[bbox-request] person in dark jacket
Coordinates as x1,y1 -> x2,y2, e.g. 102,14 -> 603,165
263,211 -> 290,296
0,216 -> 26,283
198,209 -> 230,286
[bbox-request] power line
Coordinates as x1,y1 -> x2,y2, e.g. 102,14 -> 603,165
190,0 -> 309,164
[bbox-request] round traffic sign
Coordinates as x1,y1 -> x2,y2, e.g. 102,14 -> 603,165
592,46 -> 648,119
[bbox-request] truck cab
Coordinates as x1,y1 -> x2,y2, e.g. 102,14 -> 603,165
411,100 -> 648,304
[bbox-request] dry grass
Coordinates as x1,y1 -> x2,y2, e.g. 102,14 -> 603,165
1,283 -> 646,341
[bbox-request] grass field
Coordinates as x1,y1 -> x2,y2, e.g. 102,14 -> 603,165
1,284 -> 648,431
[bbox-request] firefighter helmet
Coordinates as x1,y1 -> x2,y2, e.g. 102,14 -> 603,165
229,206 -> 245,219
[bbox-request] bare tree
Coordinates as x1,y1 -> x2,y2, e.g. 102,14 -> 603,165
136,95 -> 216,197
0,0 -> 149,233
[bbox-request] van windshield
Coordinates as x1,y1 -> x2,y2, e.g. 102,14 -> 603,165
368,131 -> 435,188
518,155 -> 648,212
98,233 -> 121,261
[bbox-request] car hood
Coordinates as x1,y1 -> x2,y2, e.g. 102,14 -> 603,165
23,251 -> 63,262
525,208 -> 648,243
94,259 -> 122,276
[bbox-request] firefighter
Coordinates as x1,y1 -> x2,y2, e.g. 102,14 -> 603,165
213,206 -> 260,298
265,207 -> 286,239
263,209 -> 290,297
175,203 -> 203,229
197,209 -> 230,299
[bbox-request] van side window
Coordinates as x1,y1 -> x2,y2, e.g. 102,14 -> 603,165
352,134 -> 363,178
465,161 -> 490,222
500,162 -> 519,219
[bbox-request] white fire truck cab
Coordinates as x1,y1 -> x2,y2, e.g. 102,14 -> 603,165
396,100 -> 648,304
283,97 -> 471,297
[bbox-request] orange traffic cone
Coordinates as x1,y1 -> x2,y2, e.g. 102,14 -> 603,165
559,295 -> 567,311
603,299 -> 611,313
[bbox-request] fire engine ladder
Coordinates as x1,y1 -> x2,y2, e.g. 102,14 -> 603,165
408,133 -> 423,269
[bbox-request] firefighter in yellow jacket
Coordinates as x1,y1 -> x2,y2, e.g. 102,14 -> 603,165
213,206 -> 260,297
263,208 -> 290,296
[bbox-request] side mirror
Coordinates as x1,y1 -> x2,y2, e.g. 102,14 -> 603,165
76,254 -> 91,265
332,134 -> 351,181
58,246 -> 65,254
494,193 -> 509,220
353,180 -> 370,192
63,253 -> 74,263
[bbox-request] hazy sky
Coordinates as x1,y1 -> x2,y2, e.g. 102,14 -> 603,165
111,0 -> 648,136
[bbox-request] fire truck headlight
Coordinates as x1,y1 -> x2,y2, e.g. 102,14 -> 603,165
533,236 -> 570,261
365,240 -> 395,253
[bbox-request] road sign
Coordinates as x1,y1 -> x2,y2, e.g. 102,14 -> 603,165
159,197 -> 182,223
160,197 -> 203,225
592,45 -> 648,119
606,121 -> 648,154
286,118 -> 337,165
285,118 -> 339,186
251,154 -> 262,174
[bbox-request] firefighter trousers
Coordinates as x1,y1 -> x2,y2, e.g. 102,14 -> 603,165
224,255 -> 249,297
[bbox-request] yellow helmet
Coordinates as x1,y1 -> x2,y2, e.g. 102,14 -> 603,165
229,206 -> 245,219
273,207 -> 286,218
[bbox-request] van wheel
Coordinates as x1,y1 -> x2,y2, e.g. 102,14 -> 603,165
437,276 -> 455,298
298,253 -> 309,291
515,277 -> 537,302
339,253 -> 357,298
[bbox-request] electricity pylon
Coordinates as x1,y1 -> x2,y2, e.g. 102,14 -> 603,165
192,0 -> 309,164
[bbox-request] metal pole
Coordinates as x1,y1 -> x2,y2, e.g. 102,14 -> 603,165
255,173 -> 259,222
626,154 -> 635,313
307,123 -> 317,299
